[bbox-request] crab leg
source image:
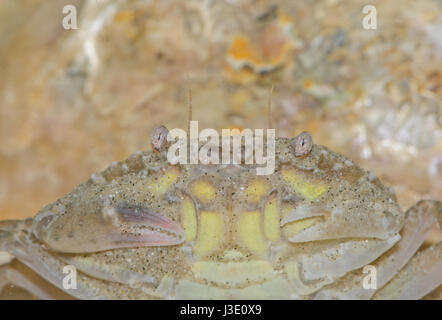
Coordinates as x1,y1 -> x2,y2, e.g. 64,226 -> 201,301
1,219 -> 152,299
2,222 -> 104,299
285,235 -> 400,296
0,260 -> 72,300
423,285 -> 442,300
373,242 -> 442,300
59,253 -> 156,287
0,251 -> 13,266
0,266 -> 7,294
314,200 -> 440,299
1,218 -> 178,299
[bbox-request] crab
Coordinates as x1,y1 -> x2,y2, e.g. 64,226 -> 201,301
0,127 -> 440,300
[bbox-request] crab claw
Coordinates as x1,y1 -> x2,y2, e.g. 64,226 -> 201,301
32,206 -> 185,253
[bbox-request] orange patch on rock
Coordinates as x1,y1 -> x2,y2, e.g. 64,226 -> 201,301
225,10 -> 295,83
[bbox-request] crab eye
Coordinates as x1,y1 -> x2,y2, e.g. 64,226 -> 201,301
150,125 -> 169,152
293,131 -> 313,157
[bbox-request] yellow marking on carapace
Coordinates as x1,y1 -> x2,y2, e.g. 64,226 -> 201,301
281,167 -> 328,201
181,196 -> 197,241
194,211 -> 225,257
245,178 -> 270,203
191,260 -> 277,286
148,167 -> 179,196
263,194 -> 279,241
190,179 -> 216,204
282,217 -> 319,239
238,211 -> 268,257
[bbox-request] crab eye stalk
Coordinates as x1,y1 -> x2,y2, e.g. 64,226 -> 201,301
151,125 -> 169,152
293,131 -> 313,157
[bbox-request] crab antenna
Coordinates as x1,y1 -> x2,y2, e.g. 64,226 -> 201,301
187,87 -> 192,134
268,85 -> 274,129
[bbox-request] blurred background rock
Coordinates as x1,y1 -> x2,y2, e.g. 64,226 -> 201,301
0,0 -> 440,240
